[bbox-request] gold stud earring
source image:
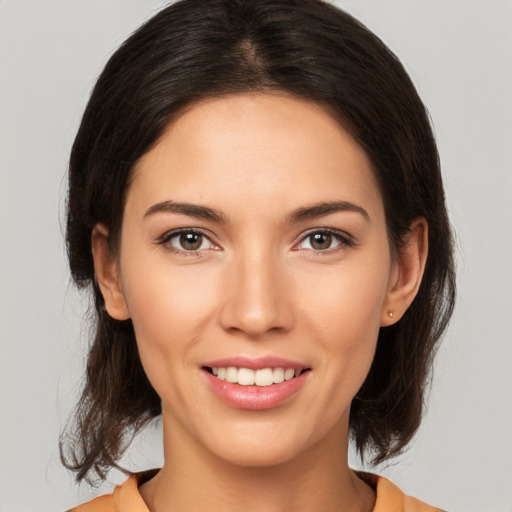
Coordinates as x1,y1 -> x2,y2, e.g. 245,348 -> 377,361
387,311 -> 394,318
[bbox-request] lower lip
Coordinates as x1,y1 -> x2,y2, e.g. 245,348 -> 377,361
203,370 -> 309,410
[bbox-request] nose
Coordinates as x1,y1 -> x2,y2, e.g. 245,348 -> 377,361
218,249 -> 294,339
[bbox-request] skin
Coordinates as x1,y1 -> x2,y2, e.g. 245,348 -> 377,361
93,93 -> 427,512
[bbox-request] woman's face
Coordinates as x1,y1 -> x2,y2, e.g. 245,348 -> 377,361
104,94 -> 401,466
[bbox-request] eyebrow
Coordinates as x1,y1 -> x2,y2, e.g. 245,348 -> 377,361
287,201 -> 370,223
144,199 -> 369,224
144,200 -> 227,223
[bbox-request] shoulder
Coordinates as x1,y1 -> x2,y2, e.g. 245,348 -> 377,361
357,472 -> 447,512
67,472 -> 153,512
67,492 -> 115,512
68,470 -> 446,512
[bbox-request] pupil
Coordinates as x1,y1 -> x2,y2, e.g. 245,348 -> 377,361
311,233 -> 331,250
180,232 -> 202,250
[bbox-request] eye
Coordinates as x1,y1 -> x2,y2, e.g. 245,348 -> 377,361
160,229 -> 216,253
295,230 -> 353,252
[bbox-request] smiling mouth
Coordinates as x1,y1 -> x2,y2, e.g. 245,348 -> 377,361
203,366 -> 311,387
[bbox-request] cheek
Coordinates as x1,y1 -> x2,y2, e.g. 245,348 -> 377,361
303,254 -> 390,345
119,256 -> 219,389
299,250 -> 391,399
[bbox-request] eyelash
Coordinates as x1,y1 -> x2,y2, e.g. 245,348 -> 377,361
293,228 -> 357,254
157,228 -> 356,256
157,228 -> 218,256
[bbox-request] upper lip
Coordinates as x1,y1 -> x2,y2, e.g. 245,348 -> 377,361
203,356 -> 309,371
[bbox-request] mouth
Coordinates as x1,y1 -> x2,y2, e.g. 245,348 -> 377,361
202,357 -> 311,409
203,366 -> 311,387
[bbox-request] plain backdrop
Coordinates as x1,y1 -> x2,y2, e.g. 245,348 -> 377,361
0,1 -> 511,511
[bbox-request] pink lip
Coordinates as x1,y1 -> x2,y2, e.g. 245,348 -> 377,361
203,356 -> 307,371
203,369 -> 310,410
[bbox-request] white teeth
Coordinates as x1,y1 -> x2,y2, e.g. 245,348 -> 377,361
284,368 -> 295,381
211,366 -> 304,386
237,368 -> 255,385
272,367 -> 285,384
254,368 -> 273,386
225,366 -> 238,383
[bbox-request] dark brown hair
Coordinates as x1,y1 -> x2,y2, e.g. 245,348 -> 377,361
62,0 -> 456,483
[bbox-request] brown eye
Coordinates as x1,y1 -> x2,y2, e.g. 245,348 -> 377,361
296,230 -> 351,252
179,232 -> 203,250
309,232 -> 332,250
162,230 -> 215,252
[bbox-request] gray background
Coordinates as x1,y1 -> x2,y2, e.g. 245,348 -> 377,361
1,1 -> 511,511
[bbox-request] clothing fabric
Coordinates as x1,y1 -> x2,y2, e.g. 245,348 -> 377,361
68,470 -> 444,512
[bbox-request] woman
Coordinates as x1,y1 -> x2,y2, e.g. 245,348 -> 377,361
62,0 -> 455,510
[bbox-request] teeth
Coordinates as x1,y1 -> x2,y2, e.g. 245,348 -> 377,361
254,368 -> 273,386
272,367 -> 284,384
237,368 -> 255,385
284,368 -> 295,381
225,367 -> 238,383
210,366 -> 304,386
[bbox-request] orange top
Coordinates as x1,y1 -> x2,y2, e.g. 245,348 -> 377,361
68,471 -> 444,512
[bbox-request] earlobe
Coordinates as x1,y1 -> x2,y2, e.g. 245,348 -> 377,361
91,224 -> 130,321
381,218 -> 428,326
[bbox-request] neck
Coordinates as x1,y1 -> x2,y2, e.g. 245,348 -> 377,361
140,413 -> 375,512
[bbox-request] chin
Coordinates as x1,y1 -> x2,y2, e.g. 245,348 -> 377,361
212,440 -> 303,468
199,419 -> 323,469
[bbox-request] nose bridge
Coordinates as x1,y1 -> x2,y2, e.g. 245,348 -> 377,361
219,243 -> 292,338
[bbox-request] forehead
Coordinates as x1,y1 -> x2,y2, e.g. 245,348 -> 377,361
128,93 -> 383,220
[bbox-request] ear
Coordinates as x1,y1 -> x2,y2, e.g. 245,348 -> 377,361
91,223 -> 130,321
381,218 -> 428,326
